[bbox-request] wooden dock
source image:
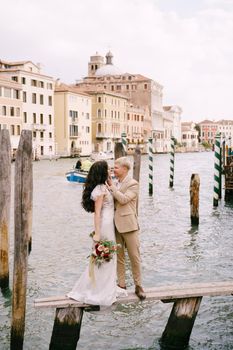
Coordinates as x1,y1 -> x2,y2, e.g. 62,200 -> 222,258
35,281 -> 233,350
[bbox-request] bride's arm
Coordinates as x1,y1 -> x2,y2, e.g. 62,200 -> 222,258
93,194 -> 104,242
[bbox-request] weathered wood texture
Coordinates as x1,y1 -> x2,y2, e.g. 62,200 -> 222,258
34,281 -> 233,309
161,297 -> 202,349
49,307 -> 84,350
133,143 -> 141,182
190,174 -> 200,226
11,130 -> 33,350
114,142 -> 126,160
0,130 -> 11,290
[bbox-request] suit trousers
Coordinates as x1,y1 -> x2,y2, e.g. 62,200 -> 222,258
115,228 -> 142,287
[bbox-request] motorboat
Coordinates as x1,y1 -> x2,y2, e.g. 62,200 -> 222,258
65,169 -> 88,183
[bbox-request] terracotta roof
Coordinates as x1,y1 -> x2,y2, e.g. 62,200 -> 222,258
55,83 -> 90,96
198,119 -> 217,124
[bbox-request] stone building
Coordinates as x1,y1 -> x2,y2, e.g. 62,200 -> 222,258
198,119 -> 218,146
0,75 -> 22,156
74,51 -> 164,147
0,60 -> 55,159
181,122 -> 199,151
54,82 -> 92,157
217,120 -> 233,146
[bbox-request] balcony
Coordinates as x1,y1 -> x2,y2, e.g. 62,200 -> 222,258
32,123 -> 46,131
69,132 -> 81,139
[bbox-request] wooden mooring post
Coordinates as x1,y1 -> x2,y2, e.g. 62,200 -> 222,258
11,130 -> 33,350
160,297 -> 202,349
0,130 -> 11,291
114,142 -> 126,160
133,143 -> 141,182
49,307 -> 84,350
190,174 -> 200,226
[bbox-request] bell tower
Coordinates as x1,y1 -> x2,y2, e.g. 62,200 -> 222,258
88,52 -> 105,77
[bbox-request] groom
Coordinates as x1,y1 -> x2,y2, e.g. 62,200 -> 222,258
107,157 -> 146,300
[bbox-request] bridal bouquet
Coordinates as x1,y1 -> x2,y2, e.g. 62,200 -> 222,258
89,232 -> 121,268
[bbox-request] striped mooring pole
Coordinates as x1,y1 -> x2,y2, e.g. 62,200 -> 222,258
213,133 -> 221,207
121,132 -> 127,153
228,136 -> 232,155
148,137 -> 153,195
169,136 -> 175,188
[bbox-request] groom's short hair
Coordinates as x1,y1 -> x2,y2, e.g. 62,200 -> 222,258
115,157 -> 131,170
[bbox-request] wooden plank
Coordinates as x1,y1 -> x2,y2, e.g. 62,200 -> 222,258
34,281 -> 233,309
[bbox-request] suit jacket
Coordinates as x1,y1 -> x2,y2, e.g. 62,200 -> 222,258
109,176 -> 139,233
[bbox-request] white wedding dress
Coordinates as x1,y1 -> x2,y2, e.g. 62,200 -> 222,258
67,184 -> 127,306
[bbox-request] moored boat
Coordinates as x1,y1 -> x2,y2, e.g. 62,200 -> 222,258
66,169 -> 88,183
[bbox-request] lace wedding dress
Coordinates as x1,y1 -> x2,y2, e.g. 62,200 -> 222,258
67,184 -> 127,306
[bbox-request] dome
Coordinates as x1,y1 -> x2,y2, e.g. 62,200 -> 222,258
95,64 -> 122,76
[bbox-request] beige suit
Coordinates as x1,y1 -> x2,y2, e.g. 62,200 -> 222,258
109,176 -> 142,287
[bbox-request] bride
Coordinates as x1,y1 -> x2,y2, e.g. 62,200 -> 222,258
67,160 -> 126,306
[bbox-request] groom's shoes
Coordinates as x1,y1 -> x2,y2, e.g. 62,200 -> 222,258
135,285 -> 146,300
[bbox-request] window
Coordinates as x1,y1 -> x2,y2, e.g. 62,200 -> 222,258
86,126 -> 90,133
111,85 -> 114,91
2,106 -> 6,116
86,113 -> 89,119
12,76 -> 18,82
16,107 -> 20,117
32,93 -> 36,104
17,125 -> 20,135
104,109 -> 107,117
4,88 -> 11,98
40,95 -> 44,105
33,113 -> 36,124
116,85 -> 121,90
10,107 -> 14,116
33,131 -> 36,138
98,96 -> 101,103
40,114 -> 43,124
11,125 -> 15,135
98,109 -> 101,118
49,132 -> 52,138
126,85 -> 129,90
13,89 -> 20,99
48,96 -> 52,106
144,84 -> 147,90
69,125 -> 79,137
24,112 -> 27,123
40,131 -> 44,139
21,77 -> 26,84
38,81 -> 44,88
97,124 -> 102,133
49,115 -> 52,125
47,83 -> 53,89
41,146 -> 44,155
23,91 -> 27,102
31,79 -> 37,87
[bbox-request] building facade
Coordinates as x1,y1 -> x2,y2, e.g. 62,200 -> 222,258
198,119 -> 218,146
0,60 -> 55,159
181,122 -> 199,151
217,120 -> 233,146
54,83 -> 92,157
84,90 -> 127,153
0,75 -> 22,155
74,51 -> 164,148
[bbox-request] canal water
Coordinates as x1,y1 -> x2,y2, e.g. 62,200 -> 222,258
0,152 -> 233,349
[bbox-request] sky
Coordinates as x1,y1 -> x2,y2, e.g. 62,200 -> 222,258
1,0 -> 233,121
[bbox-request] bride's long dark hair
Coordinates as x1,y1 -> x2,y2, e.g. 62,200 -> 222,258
82,160 -> 108,213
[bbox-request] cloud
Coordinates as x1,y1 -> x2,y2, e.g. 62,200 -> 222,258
1,0 -> 233,121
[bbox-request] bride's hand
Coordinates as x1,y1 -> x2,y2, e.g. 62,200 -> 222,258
92,233 -> 100,242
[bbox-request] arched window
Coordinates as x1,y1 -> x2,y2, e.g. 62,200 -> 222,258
98,109 -> 101,118
97,123 -> 102,133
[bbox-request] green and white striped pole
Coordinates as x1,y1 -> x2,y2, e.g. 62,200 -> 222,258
121,132 -> 127,154
148,137 -> 153,195
213,133 -> 221,207
169,136 -> 175,188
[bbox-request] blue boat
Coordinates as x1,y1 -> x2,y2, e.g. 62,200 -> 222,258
66,169 -> 88,183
